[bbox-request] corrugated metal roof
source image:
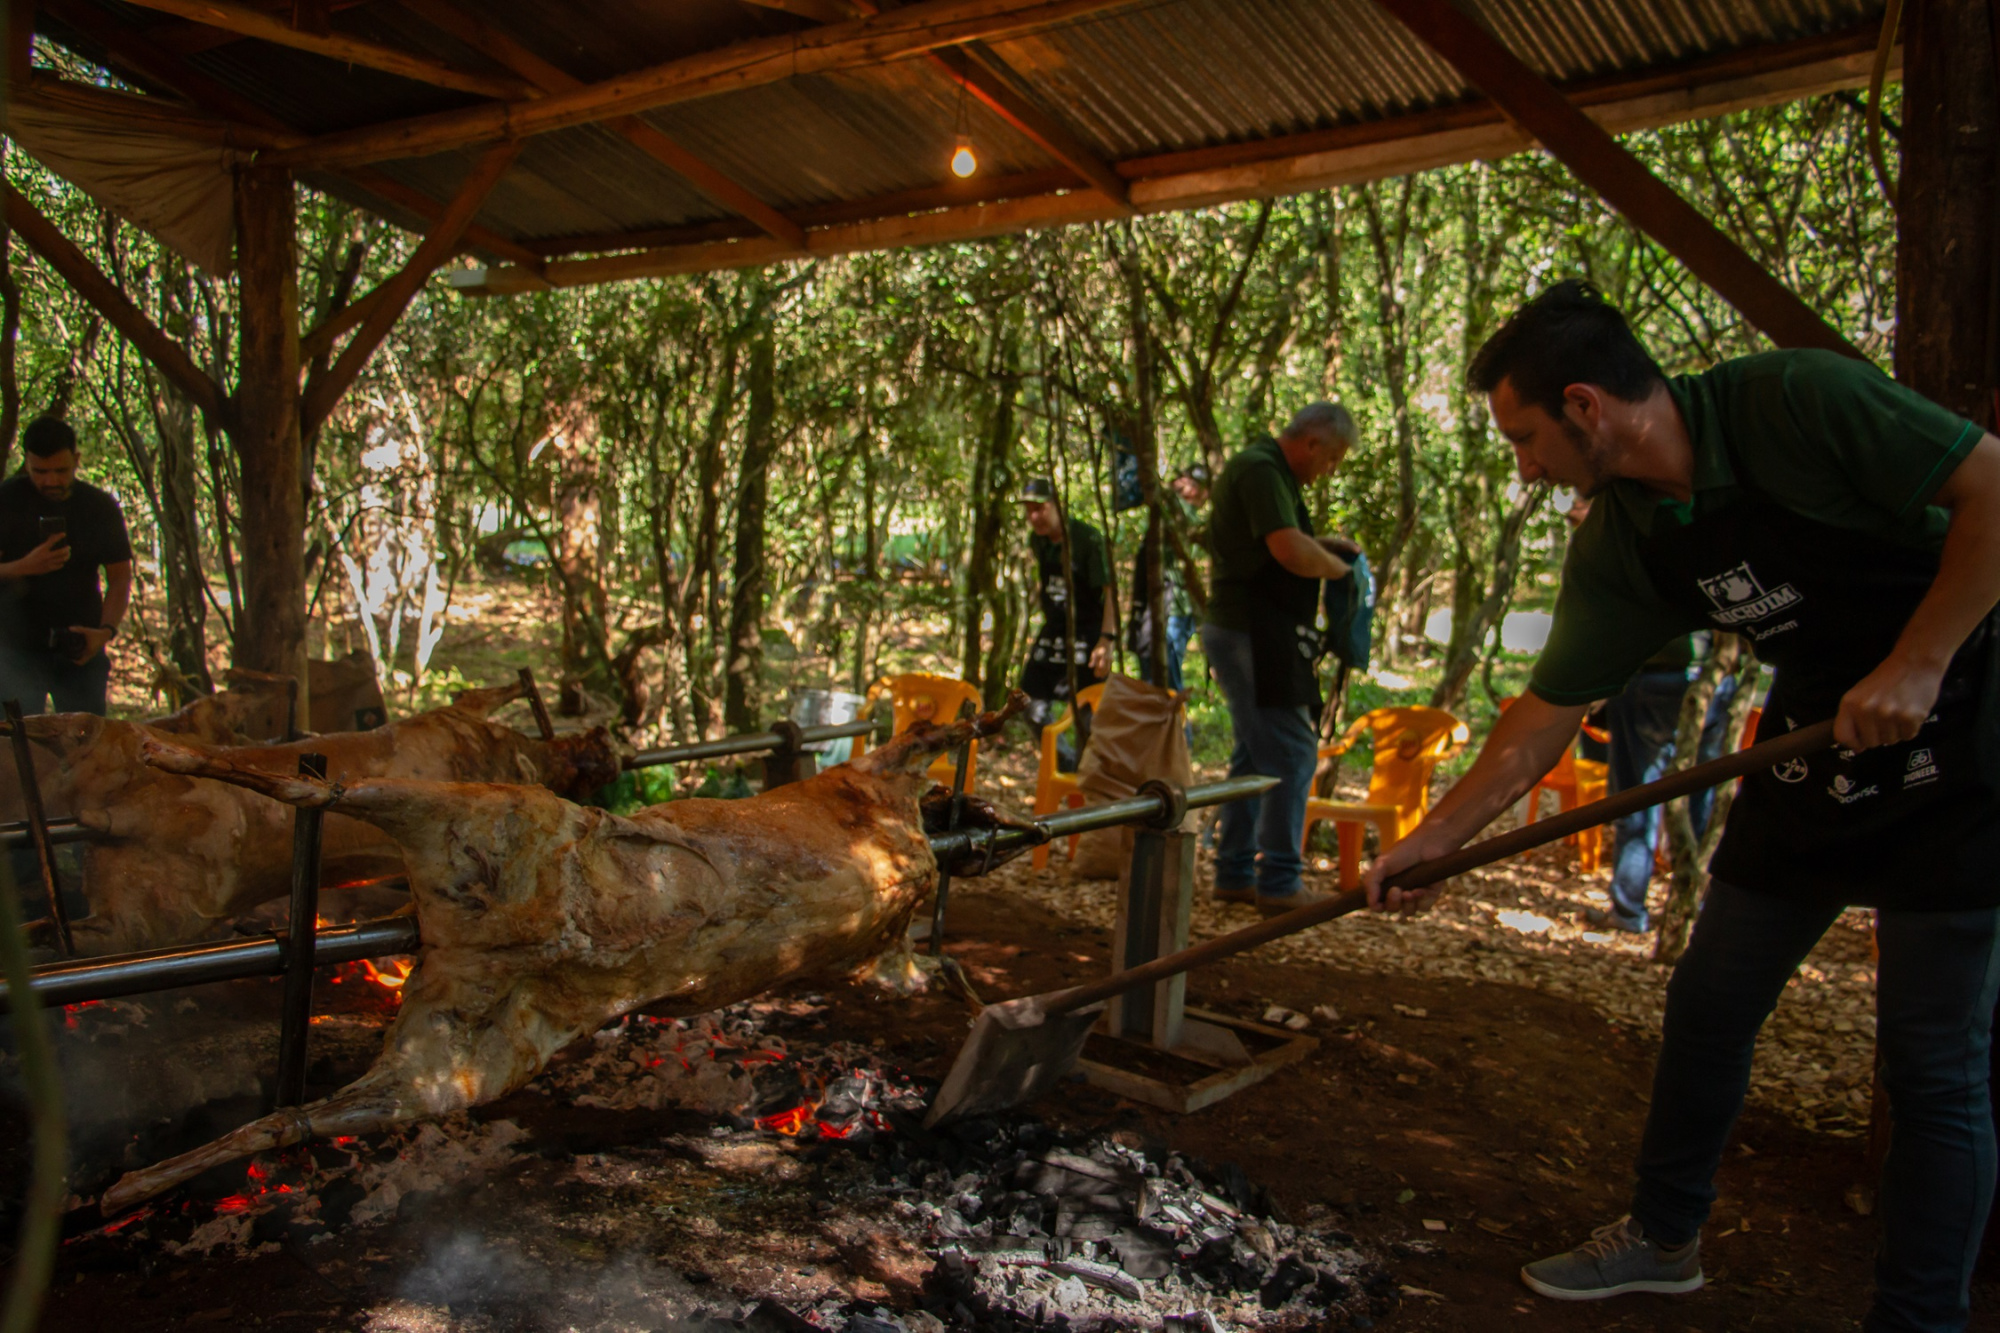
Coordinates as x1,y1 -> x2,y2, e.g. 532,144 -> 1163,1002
37,0 -> 1886,263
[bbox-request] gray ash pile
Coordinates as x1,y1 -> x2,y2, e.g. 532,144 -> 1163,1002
856,1118 -> 1395,1331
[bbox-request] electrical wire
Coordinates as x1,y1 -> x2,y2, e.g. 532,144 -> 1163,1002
1865,0 -> 1904,208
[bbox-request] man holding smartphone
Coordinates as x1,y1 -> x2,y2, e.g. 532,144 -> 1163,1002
0,416 -> 132,715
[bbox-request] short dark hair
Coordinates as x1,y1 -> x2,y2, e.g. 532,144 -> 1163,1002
1468,280 -> 1665,418
21,416 -> 77,459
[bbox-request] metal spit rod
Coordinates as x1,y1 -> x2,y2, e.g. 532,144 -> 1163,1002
0,819 -> 88,850
623,717 -> 876,770
0,775 -> 1276,1013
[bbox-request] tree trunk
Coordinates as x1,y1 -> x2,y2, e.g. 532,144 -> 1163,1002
156,386 -> 213,695
0,215 -> 20,473
551,412 -> 616,715
1652,635 -> 1758,963
684,343 -> 738,734
723,331 -> 777,735
230,167 -> 308,708
1432,484 -> 1541,712
962,333 -> 1016,702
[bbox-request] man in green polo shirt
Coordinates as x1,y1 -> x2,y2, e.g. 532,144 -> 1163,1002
1363,281 -> 2000,1330
1203,402 -> 1360,916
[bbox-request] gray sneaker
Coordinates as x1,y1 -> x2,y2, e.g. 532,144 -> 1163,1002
1520,1215 -> 1703,1301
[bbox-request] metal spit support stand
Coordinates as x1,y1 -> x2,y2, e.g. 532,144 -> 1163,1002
274,753 -> 328,1109
3,699 -> 74,957
517,667 -> 557,742
760,720 -> 817,791
1079,779 -> 1318,1114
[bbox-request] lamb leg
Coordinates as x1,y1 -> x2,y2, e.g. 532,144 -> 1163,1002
852,691 -> 1025,778
447,678 -> 528,718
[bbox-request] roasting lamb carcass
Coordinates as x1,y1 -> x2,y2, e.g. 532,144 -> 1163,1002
29,680 -> 620,955
100,694 -> 1025,1214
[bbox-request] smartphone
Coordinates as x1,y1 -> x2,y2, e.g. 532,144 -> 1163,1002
37,515 -> 66,544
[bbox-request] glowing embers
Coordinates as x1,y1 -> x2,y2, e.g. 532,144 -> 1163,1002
325,954 -> 415,998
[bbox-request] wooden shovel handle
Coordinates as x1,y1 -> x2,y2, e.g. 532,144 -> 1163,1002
1041,718 -> 1837,1018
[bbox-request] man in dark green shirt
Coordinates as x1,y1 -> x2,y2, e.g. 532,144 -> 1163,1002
1018,477 -> 1115,743
1202,403 -> 1360,916
1364,281 -> 2000,1328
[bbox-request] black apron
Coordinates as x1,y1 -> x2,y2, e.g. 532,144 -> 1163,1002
1636,470 -> 2000,910
1021,537 -> 1105,702
1246,484 -> 1323,711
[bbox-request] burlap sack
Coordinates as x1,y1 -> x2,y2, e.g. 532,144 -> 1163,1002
1071,673 -> 1193,880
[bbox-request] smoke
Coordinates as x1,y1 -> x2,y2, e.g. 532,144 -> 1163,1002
376,1229 -> 746,1333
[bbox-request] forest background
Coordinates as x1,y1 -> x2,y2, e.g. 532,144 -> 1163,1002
0,63 -> 1900,784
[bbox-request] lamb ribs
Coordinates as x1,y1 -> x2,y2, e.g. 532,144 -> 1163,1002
100,693 -> 1025,1214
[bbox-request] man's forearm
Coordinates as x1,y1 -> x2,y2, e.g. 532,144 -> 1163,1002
1406,694 -> 1585,851
1891,434 -> 2000,673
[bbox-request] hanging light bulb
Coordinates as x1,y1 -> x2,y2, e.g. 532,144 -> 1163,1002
951,133 -> 978,178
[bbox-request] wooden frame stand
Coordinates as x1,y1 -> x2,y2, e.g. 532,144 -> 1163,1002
1077,825 -> 1316,1113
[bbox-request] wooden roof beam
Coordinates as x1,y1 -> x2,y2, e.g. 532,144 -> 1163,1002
36,0 -> 545,270
146,0 -> 379,56
928,43 -> 1129,210
301,138 -> 518,434
3,184 -> 229,422
1371,0 -> 1862,359
449,34 -> 1888,292
115,0 -> 533,99
255,0 -> 1149,171
395,0 -> 806,250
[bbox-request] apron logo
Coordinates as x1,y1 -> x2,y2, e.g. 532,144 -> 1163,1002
1827,773 -> 1880,804
1773,757 -> 1809,783
1696,562 -> 1803,625
1905,748 -> 1940,787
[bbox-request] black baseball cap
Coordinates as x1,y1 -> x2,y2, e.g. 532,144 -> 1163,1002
1019,477 -> 1056,504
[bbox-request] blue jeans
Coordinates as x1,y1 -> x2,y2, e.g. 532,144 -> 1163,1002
1603,671 -> 1737,927
1632,879 -> 2000,1332
1201,624 -> 1316,899
1137,613 -> 1197,695
0,644 -> 109,716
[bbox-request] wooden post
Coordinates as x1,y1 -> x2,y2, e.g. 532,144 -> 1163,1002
1894,0 -> 1999,423
232,166 -> 309,711
1893,0 -> 1999,1264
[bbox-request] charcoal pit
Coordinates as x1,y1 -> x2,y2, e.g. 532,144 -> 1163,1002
41,992 -> 1396,1331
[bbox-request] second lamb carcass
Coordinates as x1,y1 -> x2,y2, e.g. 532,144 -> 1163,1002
100,694 -> 1024,1213
32,680 -> 621,955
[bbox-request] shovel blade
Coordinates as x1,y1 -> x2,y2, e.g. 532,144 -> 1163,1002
924,995 -> 1105,1127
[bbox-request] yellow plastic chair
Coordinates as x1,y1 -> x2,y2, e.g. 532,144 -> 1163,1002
1029,683 -> 1106,870
865,673 -> 984,792
1302,707 -> 1470,890
1505,696 -> 1611,872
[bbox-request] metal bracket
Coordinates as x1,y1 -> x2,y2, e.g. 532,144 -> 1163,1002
274,752 -> 328,1109
1136,778 -> 1188,830
4,699 -> 72,957
760,718 -> 818,791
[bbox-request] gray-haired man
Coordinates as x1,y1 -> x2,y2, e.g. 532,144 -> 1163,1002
1201,403 -> 1360,915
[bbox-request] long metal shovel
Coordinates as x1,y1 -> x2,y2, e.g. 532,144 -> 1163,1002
925,717 -> 1837,1126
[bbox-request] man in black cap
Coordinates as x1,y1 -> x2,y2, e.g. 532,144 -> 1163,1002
1128,463 -> 1210,694
1019,477 -> 1115,743
0,416 -> 132,715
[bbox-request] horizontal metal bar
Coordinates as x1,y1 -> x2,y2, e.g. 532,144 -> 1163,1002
924,775 -> 1278,866
6,776 -> 1273,1010
624,717 -> 875,770
0,916 -> 420,1014
0,818 -> 88,849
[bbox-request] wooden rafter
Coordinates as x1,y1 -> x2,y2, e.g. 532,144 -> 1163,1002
145,0 -> 375,56
299,280 -> 387,362
35,0 -> 545,270
452,35 -> 1887,293
1372,0 -> 1862,358
300,139 -> 518,434
255,0 -> 1149,171
3,184 -> 229,421
927,44 -> 1130,210
114,0 -> 532,99
395,0 -> 807,250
